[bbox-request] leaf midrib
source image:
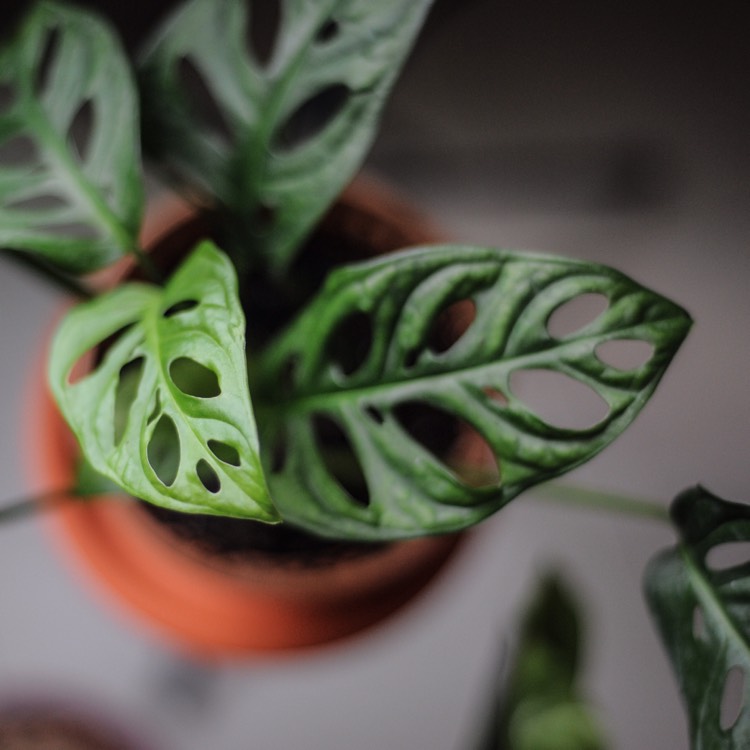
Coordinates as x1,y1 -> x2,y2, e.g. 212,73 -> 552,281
682,543 -> 750,658
272,321 -> 679,416
21,93 -> 131,251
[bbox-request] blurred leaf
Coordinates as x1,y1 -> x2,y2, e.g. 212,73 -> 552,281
645,486 -> 750,749
0,0 -> 143,272
477,574 -> 608,750
257,245 -> 691,540
138,0 -> 433,274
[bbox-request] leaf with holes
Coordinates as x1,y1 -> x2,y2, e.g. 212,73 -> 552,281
256,245 -> 691,540
138,0 -> 433,274
645,486 -> 750,749
0,1 -> 143,272
48,240 -> 278,522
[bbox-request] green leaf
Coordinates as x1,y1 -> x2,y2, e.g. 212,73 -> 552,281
476,575 -> 608,750
137,0 -> 433,274
48,241 -> 278,522
0,1 -> 143,272
645,486 -> 750,749
257,246 -> 691,540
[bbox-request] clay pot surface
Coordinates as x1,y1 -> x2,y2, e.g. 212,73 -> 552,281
26,177 -> 464,657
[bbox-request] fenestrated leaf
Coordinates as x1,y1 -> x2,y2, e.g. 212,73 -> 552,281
48,241 -> 278,522
0,1 -> 143,272
256,245 -> 691,540
137,0 -> 433,275
645,486 -> 750,749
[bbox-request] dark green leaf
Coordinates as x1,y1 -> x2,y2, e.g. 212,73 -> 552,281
48,241 -> 278,522
476,575 -> 608,750
257,245 -> 691,540
645,486 -> 750,749
138,0 -> 433,274
0,1 -> 143,272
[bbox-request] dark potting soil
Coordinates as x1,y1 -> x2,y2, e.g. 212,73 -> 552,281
141,503 -> 387,568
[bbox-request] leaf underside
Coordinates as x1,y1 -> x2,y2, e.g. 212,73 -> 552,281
137,0 -> 433,275
645,486 -> 750,749
0,0 -> 143,272
49,241 -> 277,522
257,245 -> 692,540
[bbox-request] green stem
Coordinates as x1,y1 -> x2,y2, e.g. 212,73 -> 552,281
130,244 -> 163,285
0,489 -> 81,524
533,482 -> 671,523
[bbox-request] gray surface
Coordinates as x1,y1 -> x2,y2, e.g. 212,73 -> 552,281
1,3 -> 748,749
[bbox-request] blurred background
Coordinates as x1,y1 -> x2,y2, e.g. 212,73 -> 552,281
1,1 -> 748,748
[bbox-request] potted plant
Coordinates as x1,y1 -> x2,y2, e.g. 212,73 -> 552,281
3,2 -> 741,745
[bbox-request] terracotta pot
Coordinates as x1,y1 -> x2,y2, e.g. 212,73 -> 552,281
26,177 -> 464,658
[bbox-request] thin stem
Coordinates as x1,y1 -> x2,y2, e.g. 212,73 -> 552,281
0,489 -> 81,524
5,251 -> 94,300
533,481 -> 671,524
130,244 -> 164,285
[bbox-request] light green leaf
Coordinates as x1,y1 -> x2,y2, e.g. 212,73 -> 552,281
48,241 -> 278,522
645,486 -> 750,749
0,1 -> 143,272
138,0 -> 433,274
257,246 -> 691,540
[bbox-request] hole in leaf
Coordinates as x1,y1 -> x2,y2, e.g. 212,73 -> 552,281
114,357 -> 145,445
66,323 -> 134,385
394,401 -> 501,487
692,606 -> 707,641
428,299 -> 476,354
178,56 -> 233,145
247,0 -> 280,66
0,134 -> 38,168
720,666 -> 745,731
313,414 -> 369,507
547,293 -> 609,338
277,355 -> 299,397
509,369 -> 610,430
147,391 -> 161,424
196,459 -> 221,494
33,29 -> 60,94
5,193 -> 68,212
163,299 -> 199,317
270,428 -> 287,473
326,310 -> 372,377
273,83 -> 350,152
316,18 -> 340,43
68,99 -> 94,162
208,439 -> 240,467
483,386 -> 509,407
404,348 -> 419,369
148,415 -> 180,487
706,541 -> 750,571
169,357 -> 221,398
41,221 -> 99,240
596,339 -> 655,370
364,405 -> 384,425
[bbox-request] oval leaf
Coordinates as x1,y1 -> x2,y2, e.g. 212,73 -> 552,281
49,241 -> 278,522
137,0 -> 433,274
257,246 -> 691,540
645,486 -> 750,749
0,1 -> 143,272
